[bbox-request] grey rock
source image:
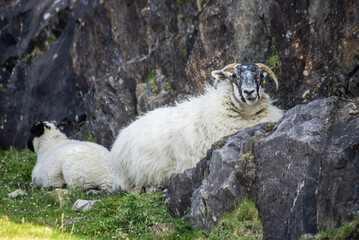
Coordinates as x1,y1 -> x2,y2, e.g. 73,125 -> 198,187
166,142 -> 214,217
0,0 -> 83,150
131,186 -> 144,195
72,199 -> 102,211
7,189 -> 26,198
167,97 -> 359,239
43,189 -> 71,206
148,223 -> 177,238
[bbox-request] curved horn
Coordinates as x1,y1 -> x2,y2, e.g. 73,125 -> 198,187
222,63 -> 240,73
256,63 -> 279,90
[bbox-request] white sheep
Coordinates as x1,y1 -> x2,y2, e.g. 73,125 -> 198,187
110,63 -> 284,191
28,121 -> 113,191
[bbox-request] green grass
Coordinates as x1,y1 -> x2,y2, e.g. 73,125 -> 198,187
209,199 -> 263,240
301,214 -> 359,240
0,216 -> 83,240
0,148 -> 203,239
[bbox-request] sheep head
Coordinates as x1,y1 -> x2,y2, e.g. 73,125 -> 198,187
211,63 -> 278,107
28,120 -> 69,153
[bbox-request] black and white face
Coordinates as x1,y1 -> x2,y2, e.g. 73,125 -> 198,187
211,64 -> 267,106
27,120 -> 72,153
27,121 -> 57,152
231,64 -> 267,106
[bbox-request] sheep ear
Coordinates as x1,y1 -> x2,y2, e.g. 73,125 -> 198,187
211,70 -> 231,80
211,70 -> 232,88
31,122 -> 45,137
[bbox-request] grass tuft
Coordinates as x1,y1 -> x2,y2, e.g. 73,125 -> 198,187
209,199 -> 263,240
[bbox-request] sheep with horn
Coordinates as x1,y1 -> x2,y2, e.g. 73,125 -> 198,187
110,63 -> 284,192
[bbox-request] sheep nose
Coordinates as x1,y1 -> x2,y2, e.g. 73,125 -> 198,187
244,90 -> 255,96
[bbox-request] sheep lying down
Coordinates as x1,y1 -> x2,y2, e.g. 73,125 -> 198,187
28,121 -> 113,191
110,63 -> 284,192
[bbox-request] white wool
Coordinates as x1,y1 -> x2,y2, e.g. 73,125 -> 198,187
110,81 -> 283,191
31,122 -> 113,190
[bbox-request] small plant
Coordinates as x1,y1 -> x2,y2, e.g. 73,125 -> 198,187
48,36 -> 58,46
22,53 -> 32,62
266,122 -> 277,128
266,36 -> 281,72
145,70 -> 156,84
239,151 -> 254,162
84,130 -> 95,142
177,0 -> 186,4
132,112 -> 139,121
145,70 -> 160,95
266,54 -> 280,71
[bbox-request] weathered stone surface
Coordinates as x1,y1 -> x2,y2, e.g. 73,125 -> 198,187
166,139 -> 225,217
72,199 -> 102,211
167,97 -> 359,239
1,0 -> 358,149
43,189 -> 71,206
0,0 -> 83,150
7,189 -> 26,198
68,0 -> 199,147
148,223 -> 177,238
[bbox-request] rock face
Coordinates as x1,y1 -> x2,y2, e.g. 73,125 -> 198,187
1,0 -> 358,149
0,0 -> 83,149
167,97 -> 359,239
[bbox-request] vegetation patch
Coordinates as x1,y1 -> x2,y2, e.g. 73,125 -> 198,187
21,36 -> 58,63
0,216 -> 82,240
239,151 -> 254,162
301,214 -> 359,240
209,199 -> 263,240
176,0 -> 186,5
84,130 -> 95,142
265,121 -> 278,132
266,36 -> 281,72
145,70 -> 159,95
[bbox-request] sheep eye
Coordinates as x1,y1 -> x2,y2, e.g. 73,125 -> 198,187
232,72 -> 236,78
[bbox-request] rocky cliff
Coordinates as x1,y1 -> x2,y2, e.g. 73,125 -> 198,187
1,0 -> 358,149
167,96 -> 359,239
